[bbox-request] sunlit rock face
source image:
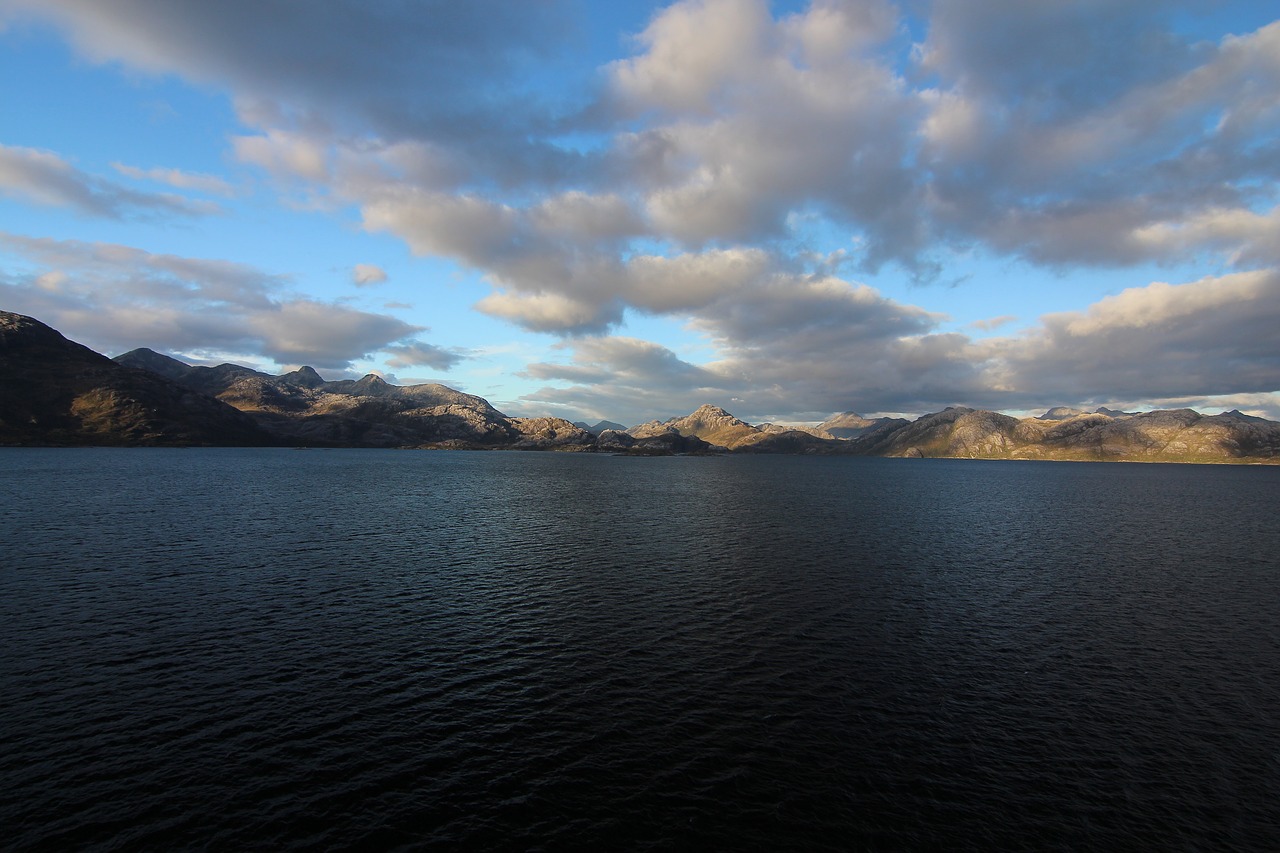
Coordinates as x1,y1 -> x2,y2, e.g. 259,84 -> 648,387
508,417 -> 596,450
629,404 -> 847,453
0,311 -> 274,446
851,407 -> 1280,462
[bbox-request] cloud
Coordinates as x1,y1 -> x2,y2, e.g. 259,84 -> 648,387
5,0 -> 583,189
970,314 -> 1017,331
0,231 -> 438,371
0,144 -> 220,217
383,341 -> 464,371
518,269 -> 1280,424
918,10 -> 1280,268
6,1 -> 1280,422
352,263 -> 388,287
990,269 -> 1280,402
519,336 -> 731,423
605,0 -> 926,268
111,162 -> 234,196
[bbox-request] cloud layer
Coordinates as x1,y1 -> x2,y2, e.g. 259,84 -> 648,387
0,232 -> 459,372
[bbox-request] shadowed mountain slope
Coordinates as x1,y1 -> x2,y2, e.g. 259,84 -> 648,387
0,311 -> 274,446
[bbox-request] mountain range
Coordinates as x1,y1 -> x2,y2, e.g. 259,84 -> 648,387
3,310 -> 1278,462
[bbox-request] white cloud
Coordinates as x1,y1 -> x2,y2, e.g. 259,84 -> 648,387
111,162 -> 234,196
352,263 -> 388,287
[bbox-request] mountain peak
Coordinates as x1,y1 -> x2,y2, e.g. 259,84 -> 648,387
689,403 -> 735,418
279,365 -> 325,387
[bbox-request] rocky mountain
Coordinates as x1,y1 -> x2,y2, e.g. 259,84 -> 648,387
628,404 -> 848,453
113,346 -> 544,449
854,406 -> 1280,463
7,311 -> 1279,460
0,311 -> 274,446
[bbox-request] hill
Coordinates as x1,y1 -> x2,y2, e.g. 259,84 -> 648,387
853,406 -> 1280,463
628,404 -> 847,453
0,311 -> 274,446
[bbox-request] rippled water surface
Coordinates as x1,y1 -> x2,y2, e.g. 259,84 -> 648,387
3,448 -> 1280,850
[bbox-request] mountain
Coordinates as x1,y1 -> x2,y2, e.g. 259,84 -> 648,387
8,312 -> 1280,460
852,406 -> 1280,462
0,311 -> 275,446
114,347 -> 538,448
573,419 -> 628,435
1037,406 -> 1087,421
817,411 -> 906,439
629,404 -> 848,453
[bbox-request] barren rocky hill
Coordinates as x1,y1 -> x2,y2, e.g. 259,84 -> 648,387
855,406 -> 1280,462
629,404 -> 846,453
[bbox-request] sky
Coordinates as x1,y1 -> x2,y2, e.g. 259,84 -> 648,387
1,0 -> 1278,426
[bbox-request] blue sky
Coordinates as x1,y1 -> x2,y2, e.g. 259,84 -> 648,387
1,0 -> 1278,425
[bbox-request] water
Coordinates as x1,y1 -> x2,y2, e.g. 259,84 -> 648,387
2,448 -> 1279,850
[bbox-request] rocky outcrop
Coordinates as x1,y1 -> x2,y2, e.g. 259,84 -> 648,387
0,312 -> 275,446
508,417 -> 596,450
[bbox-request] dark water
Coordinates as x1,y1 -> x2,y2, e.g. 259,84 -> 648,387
3,449 -> 1279,851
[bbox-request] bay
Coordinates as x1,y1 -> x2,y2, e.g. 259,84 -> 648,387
2,448 -> 1279,850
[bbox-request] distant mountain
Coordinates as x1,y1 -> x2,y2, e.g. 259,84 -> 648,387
817,411 -> 906,439
114,347 -> 584,450
1037,406 -> 1087,421
573,419 -> 628,435
629,404 -> 848,453
852,406 -> 1280,463
8,311 -> 1280,461
0,312 -> 274,446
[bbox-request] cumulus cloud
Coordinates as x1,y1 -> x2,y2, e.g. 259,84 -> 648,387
519,269 -> 1280,424
5,1 -> 1279,421
989,270 -> 1280,403
0,144 -> 220,217
352,263 -> 388,287
606,0 -> 925,267
918,9 -> 1280,268
0,231 -> 440,370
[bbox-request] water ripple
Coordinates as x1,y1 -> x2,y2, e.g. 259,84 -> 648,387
3,449 -> 1279,850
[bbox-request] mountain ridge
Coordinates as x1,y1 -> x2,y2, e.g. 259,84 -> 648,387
4,311 -> 1278,461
